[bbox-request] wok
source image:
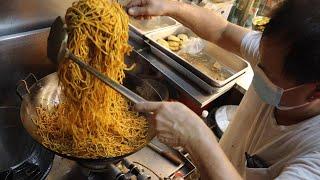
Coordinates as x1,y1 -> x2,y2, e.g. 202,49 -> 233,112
17,72 -> 161,165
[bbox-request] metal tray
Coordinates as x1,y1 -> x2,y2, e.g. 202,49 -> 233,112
145,25 -> 249,87
145,41 -> 215,94
129,16 -> 179,36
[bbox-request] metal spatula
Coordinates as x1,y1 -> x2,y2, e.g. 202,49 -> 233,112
47,16 -> 146,104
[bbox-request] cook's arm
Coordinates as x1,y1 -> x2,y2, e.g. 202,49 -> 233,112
127,0 -> 250,55
135,102 -> 242,180
187,122 -> 242,180
167,2 -> 249,55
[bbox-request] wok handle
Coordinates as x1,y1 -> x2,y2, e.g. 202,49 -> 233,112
161,151 -> 184,166
148,143 -> 184,166
16,73 -> 38,98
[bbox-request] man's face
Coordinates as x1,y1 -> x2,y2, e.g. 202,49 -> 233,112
259,37 -> 316,108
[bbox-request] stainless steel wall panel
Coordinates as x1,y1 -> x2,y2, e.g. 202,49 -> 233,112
0,0 -> 73,36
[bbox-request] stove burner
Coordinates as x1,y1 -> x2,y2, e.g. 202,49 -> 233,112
59,158 -> 150,180
0,144 -> 55,180
47,140 -> 195,180
0,162 -> 41,180
86,164 -> 126,180
77,161 -> 121,172
122,159 -> 151,180
0,106 -> 55,180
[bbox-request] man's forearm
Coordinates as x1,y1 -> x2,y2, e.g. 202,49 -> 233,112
166,2 -> 228,42
186,123 -> 242,180
165,1 -> 249,54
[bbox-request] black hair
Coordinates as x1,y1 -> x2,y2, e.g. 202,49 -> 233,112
262,0 -> 320,84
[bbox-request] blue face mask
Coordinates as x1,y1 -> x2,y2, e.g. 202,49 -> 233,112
252,65 -> 309,111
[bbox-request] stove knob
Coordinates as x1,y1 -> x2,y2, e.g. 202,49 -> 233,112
115,173 -> 127,180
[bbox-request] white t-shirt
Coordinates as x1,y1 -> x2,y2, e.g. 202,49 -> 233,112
219,31 -> 320,179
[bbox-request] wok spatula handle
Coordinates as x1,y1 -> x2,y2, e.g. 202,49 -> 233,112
67,50 -> 147,104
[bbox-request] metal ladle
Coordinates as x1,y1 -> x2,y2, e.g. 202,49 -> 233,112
47,16 -> 146,104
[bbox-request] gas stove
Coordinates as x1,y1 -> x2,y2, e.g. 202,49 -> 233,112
48,158 -> 152,180
0,106 -> 55,180
0,143 -> 54,180
47,139 -> 196,180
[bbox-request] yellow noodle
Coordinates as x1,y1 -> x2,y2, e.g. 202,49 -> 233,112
34,0 -> 148,159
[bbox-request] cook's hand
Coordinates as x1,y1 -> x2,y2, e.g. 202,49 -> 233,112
135,102 -> 206,147
126,0 -> 173,18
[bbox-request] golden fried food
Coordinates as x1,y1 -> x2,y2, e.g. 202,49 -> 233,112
167,35 -> 181,42
177,33 -> 189,42
169,46 -> 180,51
157,38 -> 170,48
168,41 -> 180,47
156,33 -> 191,52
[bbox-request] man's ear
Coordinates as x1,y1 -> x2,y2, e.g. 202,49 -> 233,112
315,84 -> 320,97
308,84 -> 320,102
